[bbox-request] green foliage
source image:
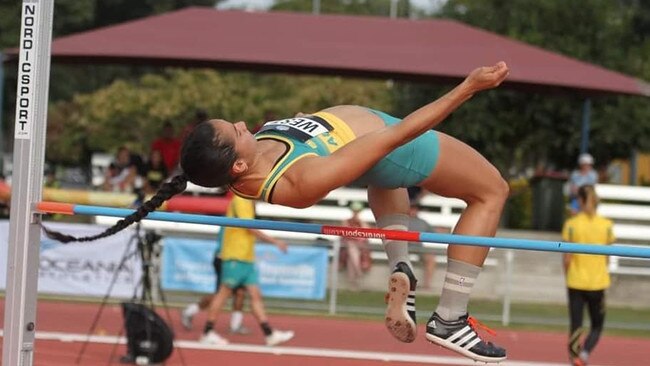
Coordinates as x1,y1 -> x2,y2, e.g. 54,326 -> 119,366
1,0 -> 222,153
46,69 -> 392,163
415,0 -> 650,172
504,178 -> 532,229
5,0 -> 650,175
0,3 -> 21,50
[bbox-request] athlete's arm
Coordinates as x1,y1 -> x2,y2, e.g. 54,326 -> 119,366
250,229 -> 288,253
563,253 -> 572,273
277,62 -> 509,207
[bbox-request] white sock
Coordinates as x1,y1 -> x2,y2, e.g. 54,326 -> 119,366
230,311 -> 243,331
184,303 -> 199,317
435,259 -> 481,321
376,214 -> 412,270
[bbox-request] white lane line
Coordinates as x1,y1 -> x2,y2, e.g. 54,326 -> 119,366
1,329 -> 603,366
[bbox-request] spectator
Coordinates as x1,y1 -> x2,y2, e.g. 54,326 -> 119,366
562,185 -> 613,366
340,201 -> 371,289
198,195 -> 294,347
408,201 -> 441,290
568,153 -> 598,214
142,149 -> 169,195
151,121 -> 181,172
181,247 -> 250,335
102,146 -> 138,192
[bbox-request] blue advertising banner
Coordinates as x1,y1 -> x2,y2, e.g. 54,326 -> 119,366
161,237 -> 328,300
160,238 -> 217,293
256,244 -> 328,300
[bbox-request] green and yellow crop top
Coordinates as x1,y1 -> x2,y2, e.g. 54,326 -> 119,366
230,112 -> 356,203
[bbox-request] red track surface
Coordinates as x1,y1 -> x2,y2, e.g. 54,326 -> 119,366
1,299 -> 648,366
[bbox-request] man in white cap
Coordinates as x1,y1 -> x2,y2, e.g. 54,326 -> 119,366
568,153 -> 598,214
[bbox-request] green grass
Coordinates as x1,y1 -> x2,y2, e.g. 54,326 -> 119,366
7,288 -> 649,338
263,289 -> 650,338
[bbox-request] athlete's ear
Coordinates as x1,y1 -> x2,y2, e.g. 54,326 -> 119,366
231,159 -> 248,175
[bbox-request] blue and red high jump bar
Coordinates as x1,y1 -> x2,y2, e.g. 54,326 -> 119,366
37,201 -> 650,259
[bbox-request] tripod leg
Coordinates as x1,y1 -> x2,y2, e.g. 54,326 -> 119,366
76,236 -> 139,365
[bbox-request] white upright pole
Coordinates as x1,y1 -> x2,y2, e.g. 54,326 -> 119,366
3,1 -> 54,365
329,238 -> 341,315
501,249 -> 514,326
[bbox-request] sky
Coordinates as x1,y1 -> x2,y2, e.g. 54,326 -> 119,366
216,0 -> 448,14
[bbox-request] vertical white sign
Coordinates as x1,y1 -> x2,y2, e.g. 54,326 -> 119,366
14,3 -> 40,139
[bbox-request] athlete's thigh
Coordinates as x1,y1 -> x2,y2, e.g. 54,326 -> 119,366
245,284 -> 263,301
367,186 -> 410,220
419,132 -> 505,202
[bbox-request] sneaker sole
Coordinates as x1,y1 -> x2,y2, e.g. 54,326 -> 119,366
199,339 -> 229,346
425,333 -> 506,363
385,272 -> 416,343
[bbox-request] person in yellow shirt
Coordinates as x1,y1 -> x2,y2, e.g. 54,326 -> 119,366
562,185 -> 614,366
199,195 -> 294,347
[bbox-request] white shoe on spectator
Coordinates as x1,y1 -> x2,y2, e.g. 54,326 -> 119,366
200,330 -> 229,346
265,329 -> 294,346
181,303 -> 199,331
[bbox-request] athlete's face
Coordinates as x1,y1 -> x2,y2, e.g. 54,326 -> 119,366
209,119 -> 256,161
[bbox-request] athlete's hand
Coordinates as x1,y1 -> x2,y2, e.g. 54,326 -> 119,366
463,62 -> 509,93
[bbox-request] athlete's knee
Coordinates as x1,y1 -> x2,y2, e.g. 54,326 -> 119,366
470,175 -> 509,207
492,176 -> 510,203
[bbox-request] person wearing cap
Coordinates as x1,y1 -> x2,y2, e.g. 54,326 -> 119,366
568,153 -> 598,215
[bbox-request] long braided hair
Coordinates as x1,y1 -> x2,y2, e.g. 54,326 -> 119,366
43,120 -> 238,243
42,175 -> 188,243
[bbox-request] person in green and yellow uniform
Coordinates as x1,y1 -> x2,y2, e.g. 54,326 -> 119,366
199,195 -> 294,347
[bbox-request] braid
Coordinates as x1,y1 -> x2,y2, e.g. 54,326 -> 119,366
42,175 -> 188,243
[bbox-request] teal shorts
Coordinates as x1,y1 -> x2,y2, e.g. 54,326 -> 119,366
353,109 -> 440,189
220,260 -> 258,289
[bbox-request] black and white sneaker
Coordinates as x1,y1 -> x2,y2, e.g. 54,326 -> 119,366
385,262 -> 417,343
426,313 -> 506,363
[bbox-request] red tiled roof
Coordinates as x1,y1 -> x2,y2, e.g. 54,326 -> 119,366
7,7 -> 649,96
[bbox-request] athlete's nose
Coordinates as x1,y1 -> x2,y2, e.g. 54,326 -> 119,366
234,121 -> 247,132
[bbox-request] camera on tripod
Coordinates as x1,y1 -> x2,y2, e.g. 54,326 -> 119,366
120,225 -> 174,365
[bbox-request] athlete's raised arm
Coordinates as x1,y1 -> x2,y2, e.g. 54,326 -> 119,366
281,62 -> 509,207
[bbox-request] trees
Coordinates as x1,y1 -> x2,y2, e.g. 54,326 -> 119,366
1,0 -> 221,154
4,0 -> 649,174
46,69 -> 392,163
397,0 -> 650,172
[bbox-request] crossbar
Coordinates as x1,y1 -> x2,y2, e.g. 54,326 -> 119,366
37,202 -> 650,259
